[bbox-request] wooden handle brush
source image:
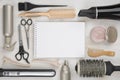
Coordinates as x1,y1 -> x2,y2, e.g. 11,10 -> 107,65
88,48 -> 115,57
19,9 -> 76,19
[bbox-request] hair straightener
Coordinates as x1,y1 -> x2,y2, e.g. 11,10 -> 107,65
0,68 -> 56,77
78,3 -> 120,20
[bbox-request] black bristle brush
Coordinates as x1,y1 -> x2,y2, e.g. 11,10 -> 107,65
18,2 -> 67,11
75,59 -> 120,77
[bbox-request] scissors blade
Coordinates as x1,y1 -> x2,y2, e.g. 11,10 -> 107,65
18,24 -> 23,46
25,30 -> 29,49
27,36 -> 29,49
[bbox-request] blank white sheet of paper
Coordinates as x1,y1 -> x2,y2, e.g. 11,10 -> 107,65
34,22 -> 85,58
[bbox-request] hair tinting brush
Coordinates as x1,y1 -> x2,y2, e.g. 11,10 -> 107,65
78,3 -> 120,20
19,2 -> 67,11
75,59 -> 120,77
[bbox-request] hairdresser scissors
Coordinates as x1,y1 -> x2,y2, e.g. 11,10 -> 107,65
15,24 -> 29,64
21,18 -> 32,49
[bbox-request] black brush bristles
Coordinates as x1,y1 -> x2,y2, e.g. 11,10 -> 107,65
18,2 -> 26,11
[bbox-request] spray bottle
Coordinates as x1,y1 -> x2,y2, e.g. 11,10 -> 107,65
3,5 -> 16,51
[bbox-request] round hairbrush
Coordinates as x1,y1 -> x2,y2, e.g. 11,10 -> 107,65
75,59 -> 120,77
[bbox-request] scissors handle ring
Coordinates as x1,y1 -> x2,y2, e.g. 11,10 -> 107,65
21,19 -> 27,26
27,19 -> 32,25
22,51 -> 30,64
23,52 -> 29,60
15,52 -> 22,61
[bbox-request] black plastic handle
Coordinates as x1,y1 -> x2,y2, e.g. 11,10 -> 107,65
105,61 -> 120,75
98,13 -> 120,20
114,66 -> 120,71
24,2 -> 67,11
97,3 -> 120,9
96,3 -> 120,20
78,3 -> 120,20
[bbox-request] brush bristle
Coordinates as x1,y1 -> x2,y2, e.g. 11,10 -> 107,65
76,59 -> 105,77
18,2 -> 25,11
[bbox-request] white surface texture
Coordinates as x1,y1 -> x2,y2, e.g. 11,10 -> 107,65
0,0 -> 120,80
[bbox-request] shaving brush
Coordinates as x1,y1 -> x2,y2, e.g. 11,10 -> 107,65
75,59 -> 120,77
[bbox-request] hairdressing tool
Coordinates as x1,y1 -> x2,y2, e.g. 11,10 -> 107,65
90,26 -> 117,43
0,68 -> 56,77
19,9 -> 76,19
18,2 -> 67,11
60,60 -> 71,80
107,26 -> 117,43
75,59 -> 120,77
3,5 -> 16,51
15,24 -> 29,64
21,18 -> 32,49
88,48 -> 115,57
78,3 -> 120,20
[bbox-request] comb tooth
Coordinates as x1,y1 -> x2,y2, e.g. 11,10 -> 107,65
78,59 -> 105,77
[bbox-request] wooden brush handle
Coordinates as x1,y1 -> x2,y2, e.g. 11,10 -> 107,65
103,51 -> 115,56
88,49 -> 115,57
19,12 -> 48,17
48,9 -> 76,19
19,9 -> 76,19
